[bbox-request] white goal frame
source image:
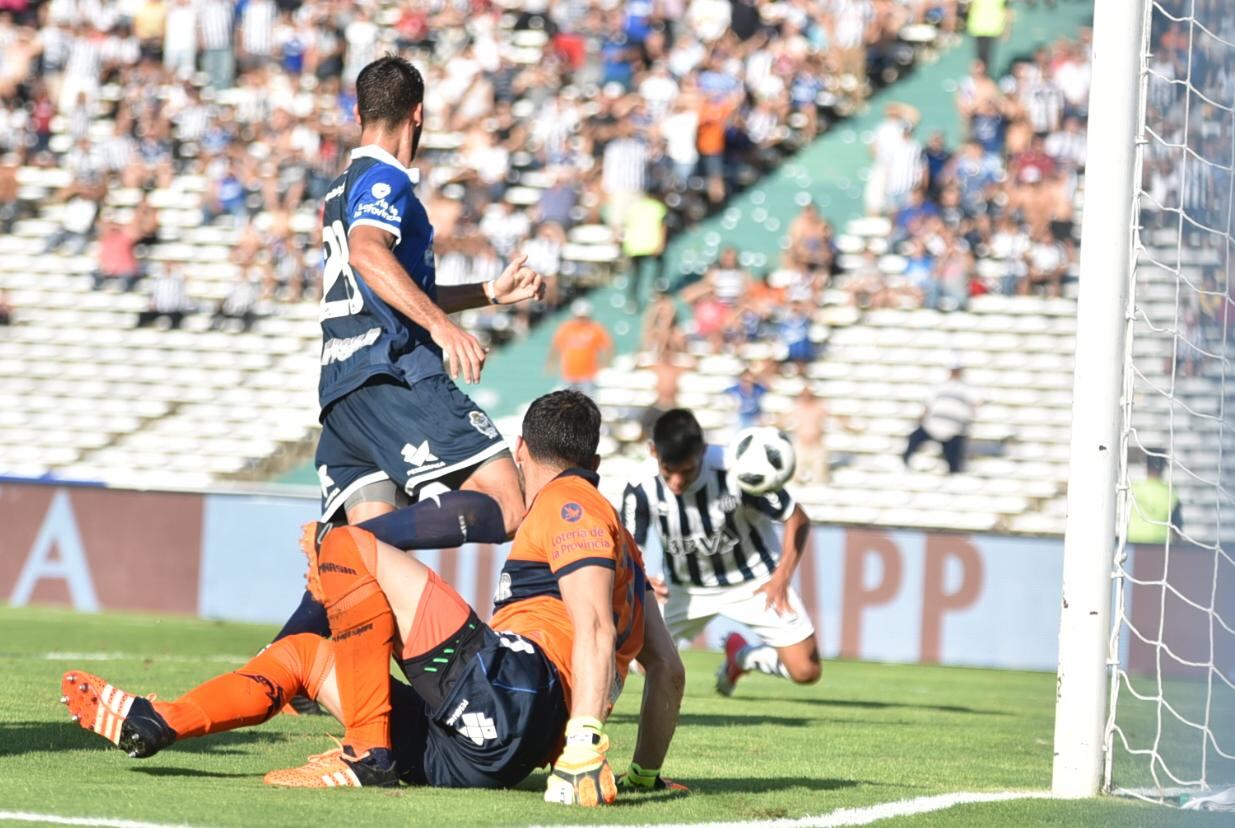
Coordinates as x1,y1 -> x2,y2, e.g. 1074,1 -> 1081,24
1051,0 -> 1152,799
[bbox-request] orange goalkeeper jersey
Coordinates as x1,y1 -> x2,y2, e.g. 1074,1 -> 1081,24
489,468 -> 647,710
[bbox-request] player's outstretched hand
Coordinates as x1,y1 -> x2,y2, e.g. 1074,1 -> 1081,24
492,253 -> 545,305
431,318 -> 488,385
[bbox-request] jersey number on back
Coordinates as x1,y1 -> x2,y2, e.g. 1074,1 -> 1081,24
320,219 -> 364,320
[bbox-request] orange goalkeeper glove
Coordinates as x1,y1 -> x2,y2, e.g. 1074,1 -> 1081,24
544,717 -> 617,807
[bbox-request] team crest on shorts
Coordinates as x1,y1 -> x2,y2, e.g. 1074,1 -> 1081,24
468,411 -> 498,439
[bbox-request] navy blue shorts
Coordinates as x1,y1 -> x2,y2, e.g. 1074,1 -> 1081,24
388,622 -> 567,789
315,375 -> 509,521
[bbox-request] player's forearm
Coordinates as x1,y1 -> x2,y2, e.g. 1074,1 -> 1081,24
569,617 -> 616,721
776,506 -> 811,579
351,241 -> 452,333
437,283 -> 490,314
631,655 -> 684,769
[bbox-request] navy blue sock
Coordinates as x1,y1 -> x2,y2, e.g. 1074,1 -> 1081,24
358,490 -> 507,550
273,589 -> 330,641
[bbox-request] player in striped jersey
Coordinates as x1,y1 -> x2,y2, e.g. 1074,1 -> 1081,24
623,409 -> 821,696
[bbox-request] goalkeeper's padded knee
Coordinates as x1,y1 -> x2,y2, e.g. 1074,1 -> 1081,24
544,716 -> 617,807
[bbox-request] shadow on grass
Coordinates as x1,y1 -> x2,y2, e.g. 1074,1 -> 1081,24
0,721 -> 287,757
738,696 -> 1008,716
510,771 -> 870,800
128,766 -> 255,779
689,776 -> 862,795
608,712 -> 815,728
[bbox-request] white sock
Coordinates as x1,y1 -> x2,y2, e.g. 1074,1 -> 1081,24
738,644 -> 791,679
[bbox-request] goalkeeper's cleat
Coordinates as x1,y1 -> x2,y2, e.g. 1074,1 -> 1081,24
715,632 -> 750,697
59,671 -> 176,758
299,521 -> 332,603
263,745 -> 398,789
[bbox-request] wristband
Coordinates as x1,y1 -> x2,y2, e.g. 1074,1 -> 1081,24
564,716 -> 605,747
626,761 -> 659,789
483,280 -> 500,305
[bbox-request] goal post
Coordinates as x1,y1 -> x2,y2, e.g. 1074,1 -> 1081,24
1052,0 -> 1151,799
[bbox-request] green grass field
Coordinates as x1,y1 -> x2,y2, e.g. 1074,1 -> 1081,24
0,605 -> 1223,827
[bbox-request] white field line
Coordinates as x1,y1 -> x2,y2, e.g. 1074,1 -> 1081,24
1,792 -> 1057,828
535,790 -> 1056,828
0,813 -> 205,828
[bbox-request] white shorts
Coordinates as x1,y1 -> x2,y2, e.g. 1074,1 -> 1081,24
661,574 -> 816,649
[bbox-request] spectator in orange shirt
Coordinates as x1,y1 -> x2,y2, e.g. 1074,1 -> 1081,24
697,92 -> 737,203
546,299 -> 614,395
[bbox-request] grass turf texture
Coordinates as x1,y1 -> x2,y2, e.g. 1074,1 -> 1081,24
0,605 -> 1225,827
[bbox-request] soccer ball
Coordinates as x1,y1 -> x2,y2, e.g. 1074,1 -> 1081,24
725,427 -> 796,496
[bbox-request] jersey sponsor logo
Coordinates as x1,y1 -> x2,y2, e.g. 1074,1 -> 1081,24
550,526 -> 611,561
560,502 -> 584,523
333,621 -> 372,641
320,327 -> 382,365
456,711 -> 497,745
497,632 -> 535,654
319,562 -> 357,576
666,528 -> 740,561
355,199 -> 401,224
317,464 -> 335,498
401,441 -> 438,468
371,182 -> 392,199
444,698 -> 469,726
468,411 -> 499,439
324,183 -> 345,202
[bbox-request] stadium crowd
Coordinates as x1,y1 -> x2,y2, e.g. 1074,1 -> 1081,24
1139,0 -> 1235,376
0,0 -> 960,343
647,25 -> 1095,381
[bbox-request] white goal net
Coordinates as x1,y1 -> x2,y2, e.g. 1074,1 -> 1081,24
1107,0 -> 1235,804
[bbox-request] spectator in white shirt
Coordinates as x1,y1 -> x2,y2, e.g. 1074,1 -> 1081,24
903,365 -> 978,474
197,0 -> 234,88
602,120 -> 647,229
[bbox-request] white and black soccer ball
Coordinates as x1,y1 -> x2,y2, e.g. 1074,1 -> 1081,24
725,427 -> 796,496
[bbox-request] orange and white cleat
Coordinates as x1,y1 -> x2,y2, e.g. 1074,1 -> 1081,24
59,671 -> 175,758
264,745 -> 398,789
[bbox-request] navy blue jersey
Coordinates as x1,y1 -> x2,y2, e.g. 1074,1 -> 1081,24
318,145 -> 444,411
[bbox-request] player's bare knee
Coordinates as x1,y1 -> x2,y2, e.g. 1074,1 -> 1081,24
789,659 -> 822,685
667,656 -> 687,699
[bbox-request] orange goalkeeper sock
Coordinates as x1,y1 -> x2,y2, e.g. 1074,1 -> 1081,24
318,527 -> 396,756
156,633 -> 334,738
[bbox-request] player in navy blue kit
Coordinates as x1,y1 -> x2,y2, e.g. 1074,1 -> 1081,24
277,55 -> 545,645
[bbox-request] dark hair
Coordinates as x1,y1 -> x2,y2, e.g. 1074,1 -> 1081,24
652,409 -> 705,466
356,55 -> 425,128
522,390 -> 601,469
1146,452 -> 1166,475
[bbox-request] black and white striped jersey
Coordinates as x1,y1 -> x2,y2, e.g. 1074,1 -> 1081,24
622,446 -> 795,589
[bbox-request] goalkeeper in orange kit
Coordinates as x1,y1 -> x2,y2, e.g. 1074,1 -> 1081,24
59,391 -> 686,804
